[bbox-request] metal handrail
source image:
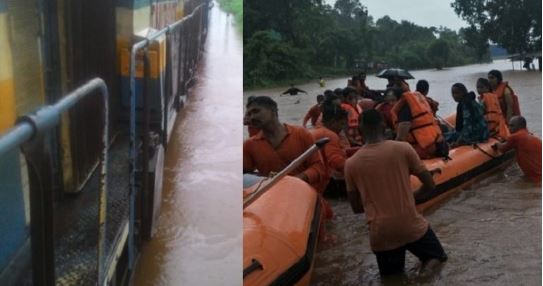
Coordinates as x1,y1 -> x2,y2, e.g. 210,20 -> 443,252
0,78 -> 109,285
127,3 -> 206,270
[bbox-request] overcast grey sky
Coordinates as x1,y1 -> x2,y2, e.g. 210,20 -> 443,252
326,0 -> 469,31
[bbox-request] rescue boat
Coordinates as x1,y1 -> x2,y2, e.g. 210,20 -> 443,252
413,114 -> 515,212
243,175 -> 321,286
330,112 -> 515,211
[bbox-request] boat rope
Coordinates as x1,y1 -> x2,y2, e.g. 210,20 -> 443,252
473,143 -> 498,159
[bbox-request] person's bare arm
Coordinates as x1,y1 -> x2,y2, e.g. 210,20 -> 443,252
503,88 -> 514,121
395,121 -> 411,141
413,170 -> 436,204
492,140 -> 510,152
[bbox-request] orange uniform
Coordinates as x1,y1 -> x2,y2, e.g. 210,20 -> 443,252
341,103 -> 363,145
498,129 -> 541,183
310,126 -> 347,180
243,124 -> 327,191
302,104 -> 321,127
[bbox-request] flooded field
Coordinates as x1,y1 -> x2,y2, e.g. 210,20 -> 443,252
244,60 -> 542,285
134,2 -> 242,285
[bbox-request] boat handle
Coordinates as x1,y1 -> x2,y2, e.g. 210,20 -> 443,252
243,258 -> 263,278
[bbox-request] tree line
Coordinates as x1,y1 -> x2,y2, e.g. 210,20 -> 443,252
244,0 -> 540,88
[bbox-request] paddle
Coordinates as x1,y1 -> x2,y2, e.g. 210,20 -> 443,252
243,137 -> 330,209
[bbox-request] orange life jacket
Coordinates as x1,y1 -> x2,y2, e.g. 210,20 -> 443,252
479,92 -> 510,140
391,91 -> 443,149
341,103 -> 363,145
495,82 -> 521,117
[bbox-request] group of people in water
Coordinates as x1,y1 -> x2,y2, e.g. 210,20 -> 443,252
243,68 -> 541,277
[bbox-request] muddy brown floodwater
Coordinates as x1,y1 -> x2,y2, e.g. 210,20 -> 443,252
244,60 -> 541,285
134,2 -> 242,286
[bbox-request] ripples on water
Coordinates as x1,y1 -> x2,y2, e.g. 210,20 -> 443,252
244,60 -> 541,285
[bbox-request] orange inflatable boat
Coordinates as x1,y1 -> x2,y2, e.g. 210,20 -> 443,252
243,175 -> 321,286
412,114 -> 515,212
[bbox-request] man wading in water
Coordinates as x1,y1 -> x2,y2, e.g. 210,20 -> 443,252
345,109 -> 447,277
280,84 -> 307,96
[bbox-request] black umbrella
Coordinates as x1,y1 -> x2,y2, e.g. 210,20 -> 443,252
376,68 -> 414,79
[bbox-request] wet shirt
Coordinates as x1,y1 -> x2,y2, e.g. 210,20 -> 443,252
303,104 -> 322,127
243,124 -> 326,190
345,140 -> 429,251
310,126 -> 346,178
499,129 -> 542,183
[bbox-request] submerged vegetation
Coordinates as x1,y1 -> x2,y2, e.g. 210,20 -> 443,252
244,0 -> 492,88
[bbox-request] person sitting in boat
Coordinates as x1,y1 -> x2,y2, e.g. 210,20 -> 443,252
302,94 -> 324,128
375,88 -> 400,139
487,69 -> 521,121
344,109 -> 448,276
243,96 -> 327,193
390,85 -> 448,159
492,116 -> 541,184
280,84 -> 307,96
445,83 -> 489,148
476,78 -> 510,140
416,80 -> 439,116
341,87 -> 363,146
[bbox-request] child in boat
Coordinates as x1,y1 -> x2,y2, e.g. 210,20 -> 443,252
445,83 -> 489,148
302,94 -> 324,128
492,116 -> 541,184
345,109 -> 447,276
475,78 -> 510,140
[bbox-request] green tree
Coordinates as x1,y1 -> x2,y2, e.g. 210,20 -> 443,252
427,39 -> 450,69
451,0 -> 541,53
459,25 -> 490,62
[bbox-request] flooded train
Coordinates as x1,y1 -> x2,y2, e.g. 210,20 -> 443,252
0,0 -> 209,285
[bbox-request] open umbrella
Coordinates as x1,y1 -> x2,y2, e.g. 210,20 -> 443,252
376,68 -> 414,79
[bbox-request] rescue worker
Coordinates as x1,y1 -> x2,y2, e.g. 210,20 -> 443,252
345,109 -> 447,276
492,116 -> 541,184
341,87 -> 363,146
243,96 -> 327,192
310,100 -> 348,196
302,94 -> 324,128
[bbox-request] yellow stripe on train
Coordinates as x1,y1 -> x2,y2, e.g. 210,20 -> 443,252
119,39 -> 166,79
